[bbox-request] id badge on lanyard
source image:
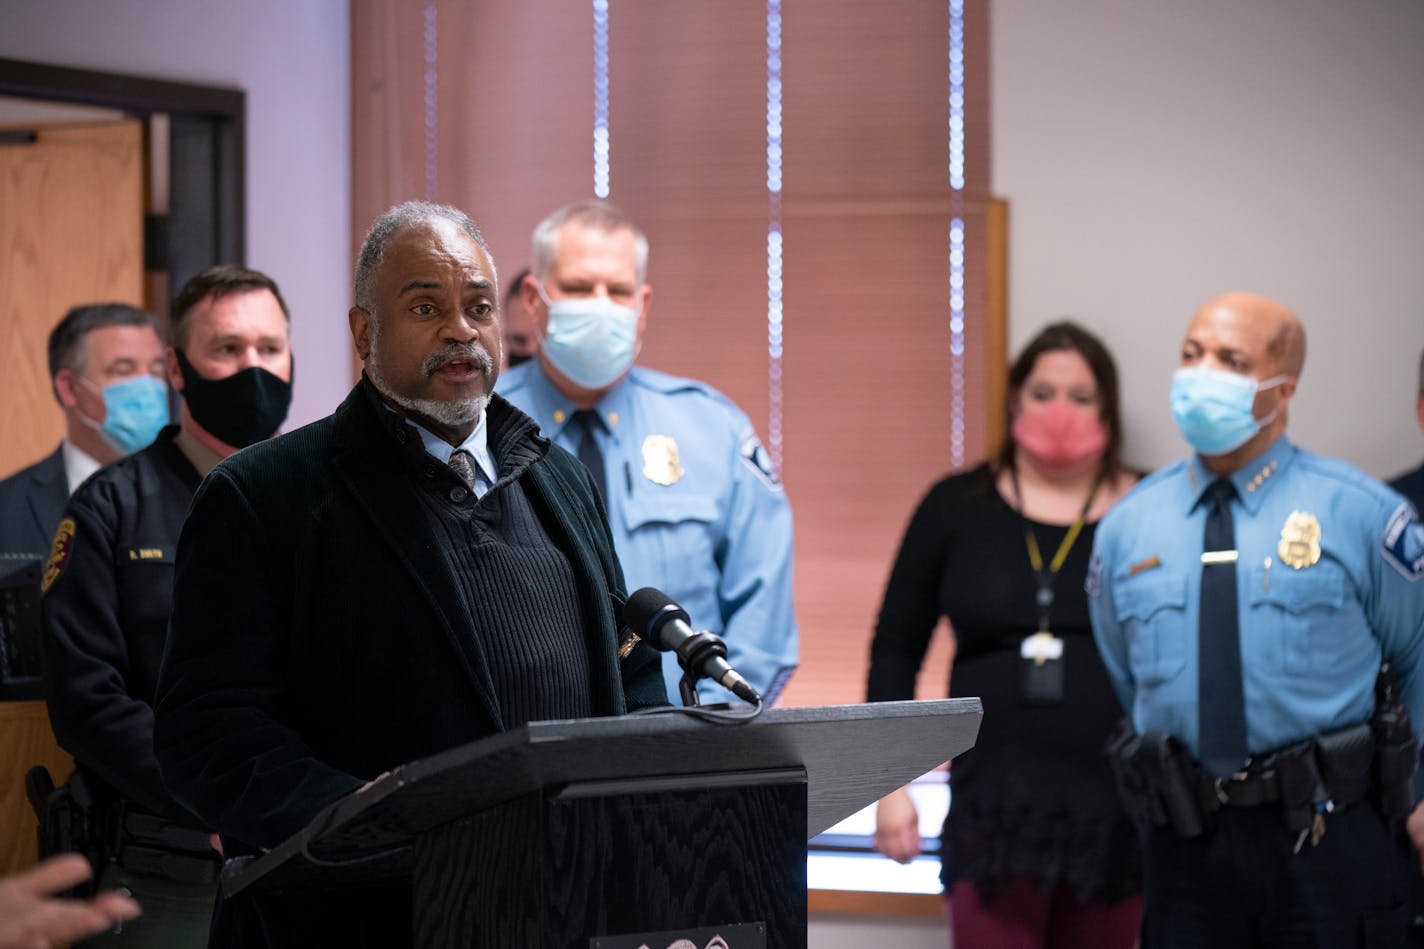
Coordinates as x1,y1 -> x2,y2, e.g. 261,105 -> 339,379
1013,470 -> 1098,706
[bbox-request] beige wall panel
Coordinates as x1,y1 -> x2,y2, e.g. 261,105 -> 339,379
0,702 -> 73,876
0,120 -> 144,477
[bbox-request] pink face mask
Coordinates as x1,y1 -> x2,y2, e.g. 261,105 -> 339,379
1012,400 -> 1108,469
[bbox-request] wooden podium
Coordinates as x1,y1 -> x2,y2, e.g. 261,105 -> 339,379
222,699 -> 980,949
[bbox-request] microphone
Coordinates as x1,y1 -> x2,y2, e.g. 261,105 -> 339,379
623,588 -> 762,705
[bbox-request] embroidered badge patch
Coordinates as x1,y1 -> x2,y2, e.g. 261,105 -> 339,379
42,517 -> 76,593
740,434 -> 781,489
1383,502 -> 1424,581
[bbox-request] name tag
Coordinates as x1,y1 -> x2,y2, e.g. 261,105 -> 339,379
123,547 -> 173,564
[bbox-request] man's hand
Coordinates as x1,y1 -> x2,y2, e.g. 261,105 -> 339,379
872,786 -> 922,864
1406,800 -> 1424,875
0,854 -> 141,949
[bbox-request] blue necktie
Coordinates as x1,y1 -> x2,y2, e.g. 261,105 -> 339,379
572,410 -> 607,505
1199,479 -> 1247,778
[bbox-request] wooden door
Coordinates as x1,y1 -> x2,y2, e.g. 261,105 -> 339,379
0,120 -> 145,478
0,119 -> 143,875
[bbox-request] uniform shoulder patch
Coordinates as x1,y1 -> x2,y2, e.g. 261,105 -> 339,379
740,434 -> 781,490
1382,502 -> 1424,581
1085,551 -> 1103,598
41,517 -> 76,593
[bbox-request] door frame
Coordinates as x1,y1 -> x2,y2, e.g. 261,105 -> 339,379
0,57 -> 245,270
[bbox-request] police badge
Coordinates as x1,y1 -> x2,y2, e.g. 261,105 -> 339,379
641,435 -> 684,486
1277,510 -> 1322,569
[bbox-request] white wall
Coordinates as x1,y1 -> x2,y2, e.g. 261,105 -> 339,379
993,0 -> 1424,479
810,914 -> 948,948
0,0 -> 353,430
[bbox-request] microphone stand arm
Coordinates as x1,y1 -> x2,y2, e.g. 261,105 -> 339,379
678,675 -> 702,708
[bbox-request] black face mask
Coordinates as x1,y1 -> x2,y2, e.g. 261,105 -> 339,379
507,352 -> 533,368
175,348 -> 293,449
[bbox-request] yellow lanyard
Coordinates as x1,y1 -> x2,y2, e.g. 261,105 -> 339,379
1025,515 -> 1088,575
1011,468 -> 1102,632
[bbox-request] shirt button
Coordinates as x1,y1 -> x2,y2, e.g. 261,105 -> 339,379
423,465 -> 437,479
449,486 -> 469,503
395,429 -> 409,444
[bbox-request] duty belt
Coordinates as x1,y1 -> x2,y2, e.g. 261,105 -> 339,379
1105,719 -> 1404,848
1213,760 -> 1293,809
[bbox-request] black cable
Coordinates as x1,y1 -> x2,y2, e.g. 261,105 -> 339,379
630,697 -> 764,725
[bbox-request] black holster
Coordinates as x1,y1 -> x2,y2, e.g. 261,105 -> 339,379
26,766 -> 110,897
1107,721 -> 1216,837
27,766 -> 218,887
1373,704 -> 1418,823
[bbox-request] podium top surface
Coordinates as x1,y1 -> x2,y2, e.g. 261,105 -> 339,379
225,698 -> 980,896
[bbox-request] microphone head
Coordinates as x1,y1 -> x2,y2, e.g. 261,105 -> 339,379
623,587 -> 691,650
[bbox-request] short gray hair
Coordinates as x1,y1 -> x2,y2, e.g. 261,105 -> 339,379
354,201 -> 495,313
529,200 -> 649,286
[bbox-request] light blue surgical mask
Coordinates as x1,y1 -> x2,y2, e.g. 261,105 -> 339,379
539,288 -> 640,390
79,375 -> 170,454
1170,366 -> 1286,456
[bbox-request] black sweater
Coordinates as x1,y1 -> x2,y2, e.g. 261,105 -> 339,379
868,463 -> 1140,902
410,400 -> 593,729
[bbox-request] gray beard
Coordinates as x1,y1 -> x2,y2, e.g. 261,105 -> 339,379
376,381 -> 488,429
367,326 -> 492,429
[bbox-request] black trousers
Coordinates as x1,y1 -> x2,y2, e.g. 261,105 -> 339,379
1142,802 -> 1409,949
1408,835 -> 1424,947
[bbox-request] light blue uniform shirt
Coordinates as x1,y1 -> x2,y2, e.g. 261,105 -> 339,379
1088,435 -> 1424,760
498,362 -> 798,704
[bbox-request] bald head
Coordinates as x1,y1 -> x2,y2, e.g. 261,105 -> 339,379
1178,291 -> 1304,470
1191,292 -> 1306,380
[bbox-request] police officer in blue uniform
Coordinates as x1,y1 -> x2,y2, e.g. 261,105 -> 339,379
1089,292 -> 1424,947
498,200 -> 797,705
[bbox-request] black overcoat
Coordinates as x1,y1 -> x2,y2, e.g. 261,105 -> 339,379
153,382 -> 667,945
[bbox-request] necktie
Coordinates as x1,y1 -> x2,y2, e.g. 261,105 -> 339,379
1198,479 -> 1246,778
572,410 -> 607,504
448,449 -> 477,489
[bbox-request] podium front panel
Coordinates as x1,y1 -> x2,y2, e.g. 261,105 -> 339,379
411,769 -> 808,949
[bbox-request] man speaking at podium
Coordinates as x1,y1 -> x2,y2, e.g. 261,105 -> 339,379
153,201 -> 668,946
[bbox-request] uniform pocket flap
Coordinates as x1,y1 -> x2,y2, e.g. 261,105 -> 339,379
1249,563 -> 1345,613
1112,572 -> 1188,622
621,492 -> 719,530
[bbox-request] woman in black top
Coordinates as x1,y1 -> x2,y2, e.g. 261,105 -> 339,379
867,322 -> 1142,948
